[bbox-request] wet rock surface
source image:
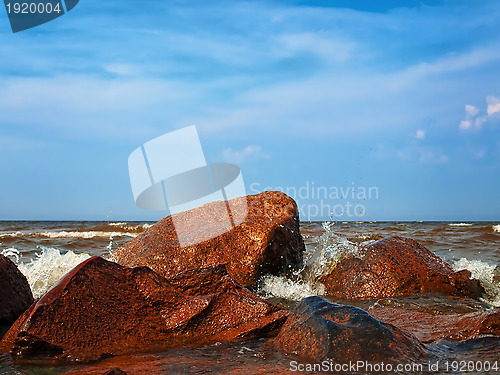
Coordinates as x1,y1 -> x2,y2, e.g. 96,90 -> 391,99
111,191 -> 305,288
274,296 -> 426,363
320,236 -> 484,300
0,257 -> 288,361
371,306 -> 500,343
0,254 -> 34,337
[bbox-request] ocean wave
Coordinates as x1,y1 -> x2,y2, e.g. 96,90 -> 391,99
258,275 -> 324,301
493,224 -> 500,233
0,230 -> 139,239
448,223 -> 474,227
38,230 -> 139,239
7,247 -> 91,299
453,258 -> 500,307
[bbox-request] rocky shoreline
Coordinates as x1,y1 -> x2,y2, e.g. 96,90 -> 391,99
1,192 -> 499,374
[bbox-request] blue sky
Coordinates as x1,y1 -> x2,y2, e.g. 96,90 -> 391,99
0,0 -> 499,221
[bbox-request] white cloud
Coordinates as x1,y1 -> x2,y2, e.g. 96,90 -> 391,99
459,120 -> 472,130
486,95 -> 500,116
460,96 -> 500,131
415,129 -> 425,139
465,104 -> 479,116
222,145 -> 269,163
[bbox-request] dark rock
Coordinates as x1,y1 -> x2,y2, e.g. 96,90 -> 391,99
274,296 -> 426,362
0,257 -> 288,361
103,369 -> 127,375
110,191 -> 305,288
370,307 -> 500,343
0,254 -> 34,335
320,236 -> 484,299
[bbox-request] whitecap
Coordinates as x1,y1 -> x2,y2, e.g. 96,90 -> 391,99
453,258 -> 500,307
17,248 -> 91,299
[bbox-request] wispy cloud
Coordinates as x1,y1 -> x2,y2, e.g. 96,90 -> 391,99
459,95 -> 500,131
415,129 -> 425,139
222,145 -> 270,163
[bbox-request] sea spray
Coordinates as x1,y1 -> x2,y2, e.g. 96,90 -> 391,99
493,224 -> 500,233
453,258 -> 500,307
258,222 -> 359,301
259,275 -> 325,301
14,247 -> 90,299
304,221 -> 360,280
0,247 -> 20,263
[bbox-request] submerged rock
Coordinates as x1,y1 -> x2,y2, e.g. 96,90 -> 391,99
0,254 -> 34,337
111,191 -> 305,288
320,236 -> 483,300
274,296 -> 426,362
0,257 -> 288,361
371,307 -> 500,343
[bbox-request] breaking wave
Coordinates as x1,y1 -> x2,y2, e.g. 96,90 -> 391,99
2,247 -> 91,299
453,258 -> 500,307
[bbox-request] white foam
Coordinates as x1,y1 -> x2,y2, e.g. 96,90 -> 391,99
258,275 -> 325,301
449,223 -> 474,227
305,221 -> 360,280
493,224 -> 500,233
17,248 -> 91,299
38,231 -> 138,239
109,222 -> 152,230
1,248 -> 20,263
0,230 -> 139,239
453,258 -> 500,307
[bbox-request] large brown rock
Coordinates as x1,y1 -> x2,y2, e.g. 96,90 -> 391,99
320,236 -> 483,300
111,191 -> 305,288
0,257 -> 288,361
0,254 -> 34,334
274,296 -> 426,363
371,307 -> 500,343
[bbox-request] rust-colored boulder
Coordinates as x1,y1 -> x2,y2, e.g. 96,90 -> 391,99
0,254 -> 34,335
274,296 -> 426,363
370,307 -> 500,343
320,236 -> 483,300
0,257 -> 288,361
110,191 -> 305,288
103,369 -> 127,375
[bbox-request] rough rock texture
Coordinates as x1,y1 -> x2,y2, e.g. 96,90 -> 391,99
110,191 -> 305,288
103,369 -> 127,375
0,257 -> 288,361
0,254 -> 34,333
371,307 -> 500,343
320,236 -> 483,300
274,296 -> 426,362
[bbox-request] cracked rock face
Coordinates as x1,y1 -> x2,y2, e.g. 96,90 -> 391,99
0,257 -> 288,362
320,236 -> 484,300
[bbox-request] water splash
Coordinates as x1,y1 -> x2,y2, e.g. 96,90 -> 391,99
1,247 -> 20,263
258,222 -> 358,301
259,275 -> 325,301
304,221 -> 360,280
493,224 -> 500,233
17,247 -> 91,299
453,258 -> 500,307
